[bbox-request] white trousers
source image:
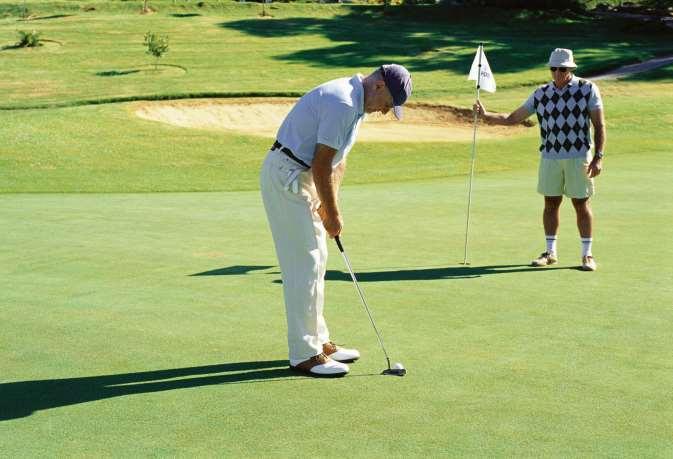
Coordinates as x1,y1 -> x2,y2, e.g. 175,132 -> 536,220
260,149 -> 330,362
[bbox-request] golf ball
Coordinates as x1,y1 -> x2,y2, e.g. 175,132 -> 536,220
393,362 -> 404,370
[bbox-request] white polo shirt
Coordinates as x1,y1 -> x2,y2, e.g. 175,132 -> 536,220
276,74 -> 365,168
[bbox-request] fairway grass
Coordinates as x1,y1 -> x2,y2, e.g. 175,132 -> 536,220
1,1 -> 671,194
1,2 -> 671,109
2,153 -> 672,456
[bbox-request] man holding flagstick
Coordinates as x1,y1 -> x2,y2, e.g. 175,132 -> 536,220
473,48 -> 605,271
463,43 -> 496,264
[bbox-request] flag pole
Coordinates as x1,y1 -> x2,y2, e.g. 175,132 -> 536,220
462,43 -> 483,265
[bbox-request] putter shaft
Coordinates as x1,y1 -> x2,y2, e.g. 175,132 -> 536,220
334,236 -> 392,370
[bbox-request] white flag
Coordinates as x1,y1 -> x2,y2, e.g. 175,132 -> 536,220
468,45 -> 496,93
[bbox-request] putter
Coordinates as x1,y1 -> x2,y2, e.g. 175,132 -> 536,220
334,236 -> 406,377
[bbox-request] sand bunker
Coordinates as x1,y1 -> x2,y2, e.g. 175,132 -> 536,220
134,98 -> 530,143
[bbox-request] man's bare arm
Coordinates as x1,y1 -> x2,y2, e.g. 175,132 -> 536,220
590,108 -> 606,155
473,101 -> 531,126
312,143 -> 342,237
587,108 -> 606,178
333,160 -> 346,194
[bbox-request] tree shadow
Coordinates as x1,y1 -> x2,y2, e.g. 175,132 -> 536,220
0,360 -> 296,421
171,13 -> 201,17
219,7 -> 670,75
94,65 -> 187,77
18,14 -> 74,21
0,44 -> 22,51
95,69 -> 141,77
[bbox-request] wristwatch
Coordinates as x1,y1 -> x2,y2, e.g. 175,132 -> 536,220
594,151 -> 604,159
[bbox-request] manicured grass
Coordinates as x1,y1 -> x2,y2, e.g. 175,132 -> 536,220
2,152 -> 672,456
0,1 -> 670,109
0,2 -> 671,193
1,2 -> 672,455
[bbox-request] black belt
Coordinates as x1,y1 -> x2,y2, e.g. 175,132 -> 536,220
272,140 -> 310,169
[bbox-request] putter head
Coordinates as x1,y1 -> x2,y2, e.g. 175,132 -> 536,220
382,366 -> 406,377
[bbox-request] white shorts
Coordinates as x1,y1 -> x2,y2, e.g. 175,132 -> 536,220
537,156 -> 594,199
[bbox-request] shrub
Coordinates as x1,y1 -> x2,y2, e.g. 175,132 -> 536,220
16,30 -> 42,48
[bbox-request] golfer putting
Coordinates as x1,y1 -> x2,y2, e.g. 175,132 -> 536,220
473,48 -> 606,271
260,65 -> 412,377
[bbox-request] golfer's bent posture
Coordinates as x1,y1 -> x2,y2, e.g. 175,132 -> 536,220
474,48 -> 605,271
261,65 -> 412,377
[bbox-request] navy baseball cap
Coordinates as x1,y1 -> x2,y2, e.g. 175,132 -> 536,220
380,64 -> 412,120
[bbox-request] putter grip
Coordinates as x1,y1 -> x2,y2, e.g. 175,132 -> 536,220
335,236 -> 344,252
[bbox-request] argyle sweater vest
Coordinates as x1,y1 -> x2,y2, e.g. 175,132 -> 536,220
532,79 -> 593,158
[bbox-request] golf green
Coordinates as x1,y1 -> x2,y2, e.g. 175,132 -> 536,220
2,152 -> 672,456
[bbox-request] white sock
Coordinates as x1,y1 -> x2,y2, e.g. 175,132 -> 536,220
581,237 -> 592,257
546,235 -> 557,255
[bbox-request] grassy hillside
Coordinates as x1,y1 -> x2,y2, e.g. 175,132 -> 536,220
0,2 -> 671,109
0,1 -> 670,194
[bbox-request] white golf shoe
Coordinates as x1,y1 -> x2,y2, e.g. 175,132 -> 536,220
290,353 -> 349,378
580,255 -> 597,271
323,341 -> 360,363
532,251 -> 558,267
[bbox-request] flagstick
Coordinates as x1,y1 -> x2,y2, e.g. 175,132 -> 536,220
462,43 -> 483,265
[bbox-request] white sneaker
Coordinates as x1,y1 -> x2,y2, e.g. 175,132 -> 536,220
581,255 -> 597,271
290,353 -> 349,377
532,251 -> 558,267
323,341 -> 360,363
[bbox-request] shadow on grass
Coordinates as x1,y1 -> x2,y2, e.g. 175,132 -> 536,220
0,360 -> 296,421
1,39 -> 62,52
0,44 -> 22,51
18,14 -> 74,21
96,69 -> 141,77
95,64 -> 187,77
323,264 -> 575,281
220,7 -> 670,75
171,12 -> 201,17
191,265 -> 274,276
193,264 -> 575,282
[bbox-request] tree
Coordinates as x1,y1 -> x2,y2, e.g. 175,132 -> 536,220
144,32 -> 169,71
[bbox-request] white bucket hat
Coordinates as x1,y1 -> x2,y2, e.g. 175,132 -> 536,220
548,48 -> 577,68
